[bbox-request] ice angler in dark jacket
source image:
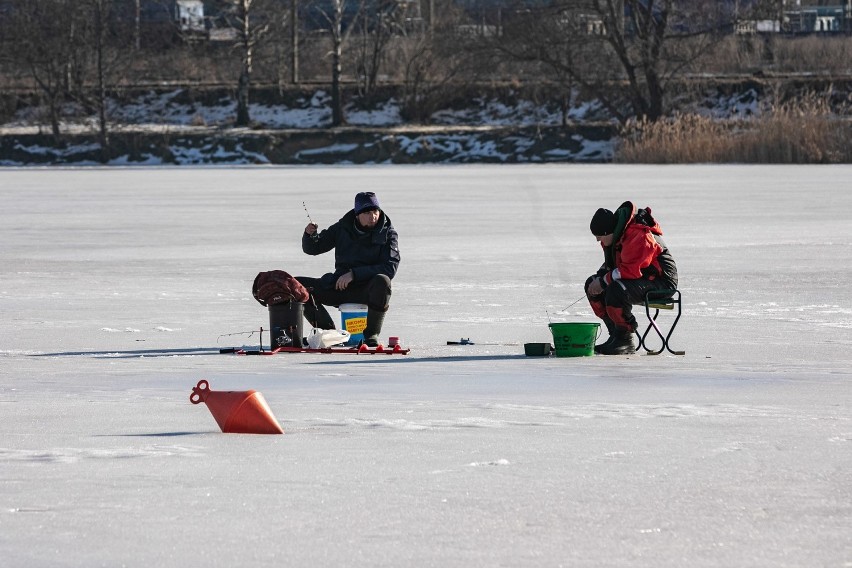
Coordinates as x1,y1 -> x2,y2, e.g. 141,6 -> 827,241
297,192 -> 400,347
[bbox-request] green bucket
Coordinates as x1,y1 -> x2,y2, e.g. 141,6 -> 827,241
548,322 -> 600,357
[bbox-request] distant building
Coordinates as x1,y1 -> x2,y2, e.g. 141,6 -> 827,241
782,1 -> 852,34
731,0 -> 851,34
736,19 -> 781,34
135,0 -> 205,40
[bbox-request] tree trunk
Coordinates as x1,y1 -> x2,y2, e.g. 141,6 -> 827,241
237,70 -> 251,126
95,0 -> 109,161
332,44 -> 343,126
50,92 -> 61,139
135,0 -> 141,50
645,72 -> 664,121
291,0 -> 299,84
235,0 -> 253,127
331,0 -> 344,126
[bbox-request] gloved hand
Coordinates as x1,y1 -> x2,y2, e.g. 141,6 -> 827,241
587,277 -> 605,297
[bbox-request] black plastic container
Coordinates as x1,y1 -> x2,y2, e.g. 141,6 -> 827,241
269,302 -> 304,349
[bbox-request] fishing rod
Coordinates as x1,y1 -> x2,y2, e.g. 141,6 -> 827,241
446,338 -> 520,346
217,328 -> 265,350
303,201 -> 319,240
302,201 -> 315,226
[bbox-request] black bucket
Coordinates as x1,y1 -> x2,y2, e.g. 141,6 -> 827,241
269,302 -> 304,349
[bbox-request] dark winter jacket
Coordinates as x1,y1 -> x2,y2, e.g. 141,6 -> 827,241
302,209 -> 400,289
600,201 -> 678,288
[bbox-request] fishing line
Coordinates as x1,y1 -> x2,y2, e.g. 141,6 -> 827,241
560,294 -> 586,313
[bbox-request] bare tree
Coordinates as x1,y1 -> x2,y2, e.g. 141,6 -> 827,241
291,0 -> 299,84
397,12 -> 484,123
400,34 -> 452,122
5,0 -> 80,139
262,0 -> 297,92
92,0 -> 110,151
263,0 -> 303,87
66,0 -> 133,160
355,0 -> 406,102
309,0 -> 366,126
221,0 -> 270,126
496,0 -> 732,123
330,0 -> 353,125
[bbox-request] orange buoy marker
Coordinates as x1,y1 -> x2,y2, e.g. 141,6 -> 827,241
190,380 -> 284,434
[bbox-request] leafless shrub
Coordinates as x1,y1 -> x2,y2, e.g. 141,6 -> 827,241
398,18 -> 486,123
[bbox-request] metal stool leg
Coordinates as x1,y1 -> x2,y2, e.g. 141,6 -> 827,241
641,289 -> 684,356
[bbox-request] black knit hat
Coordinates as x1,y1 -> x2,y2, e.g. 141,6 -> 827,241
354,191 -> 380,214
590,208 -> 615,236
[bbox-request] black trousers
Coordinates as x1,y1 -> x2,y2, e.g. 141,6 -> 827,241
585,274 -> 672,332
296,274 -> 392,329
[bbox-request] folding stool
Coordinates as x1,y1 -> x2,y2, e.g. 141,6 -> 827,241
638,289 -> 684,355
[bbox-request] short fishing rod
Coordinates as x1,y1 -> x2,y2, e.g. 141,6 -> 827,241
303,201 -> 319,240
302,201 -> 315,226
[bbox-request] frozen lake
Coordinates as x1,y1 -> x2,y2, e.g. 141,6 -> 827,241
1,165 -> 850,567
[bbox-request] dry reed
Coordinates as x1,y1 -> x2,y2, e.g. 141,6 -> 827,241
616,97 -> 852,164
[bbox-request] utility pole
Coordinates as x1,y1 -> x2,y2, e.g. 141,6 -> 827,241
135,0 -> 141,50
291,0 -> 299,84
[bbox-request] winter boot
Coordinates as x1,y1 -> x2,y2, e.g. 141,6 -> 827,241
594,317 -> 617,354
362,308 -> 386,348
597,328 -> 636,355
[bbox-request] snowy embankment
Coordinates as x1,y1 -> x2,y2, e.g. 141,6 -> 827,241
0,87 -> 761,165
0,165 -> 849,567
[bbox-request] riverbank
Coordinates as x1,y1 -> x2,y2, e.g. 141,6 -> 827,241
1,78 -> 849,165
0,123 -> 617,166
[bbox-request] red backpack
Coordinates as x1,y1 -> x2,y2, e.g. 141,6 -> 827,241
252,270 -> 310,306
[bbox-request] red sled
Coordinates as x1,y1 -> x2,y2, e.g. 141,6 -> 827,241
222,344 -> 410,356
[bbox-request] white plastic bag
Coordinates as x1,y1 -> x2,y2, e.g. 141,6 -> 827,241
306,328 -> 351,349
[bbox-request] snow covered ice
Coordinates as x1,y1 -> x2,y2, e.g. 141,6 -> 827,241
0,165 -> 850,567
